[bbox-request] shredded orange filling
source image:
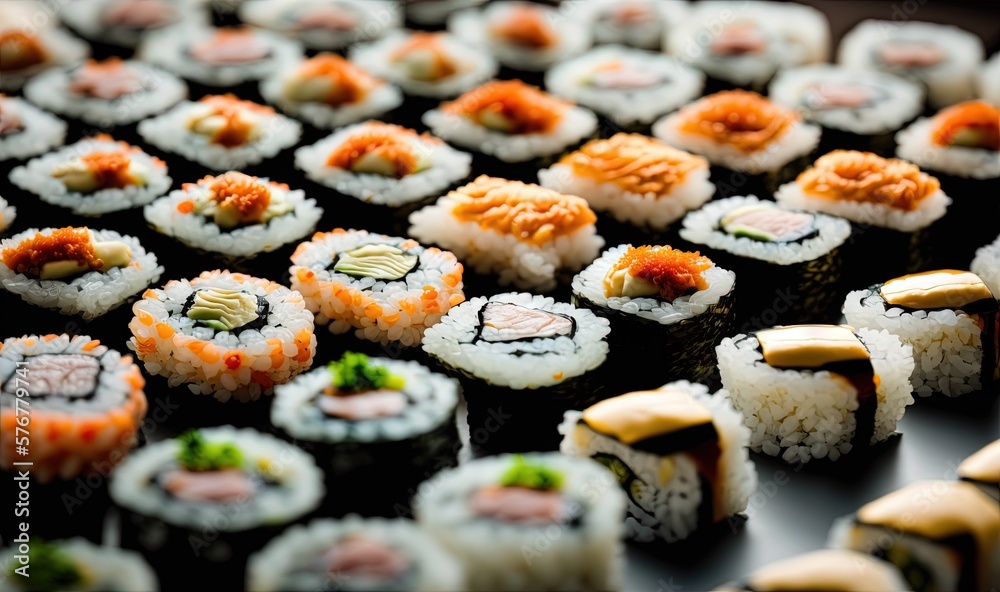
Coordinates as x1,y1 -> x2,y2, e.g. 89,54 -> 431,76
389,32 -> 458,80
1,228 -> 100,277
195,94 -> 273,147
325,123 -> 423,178
677,90 -> 798,154
442,80 -> 565,134
796,150 -> 941,212
560,133 -> 708,195
930,101 -> 1000,150
78,151 -> 138,188
449,175 -> 596,246
206,172 -> 272,223
489,4 -> 557,49
0,31 -> 47,71
294,54 -> 379,106
609,246 -> 712,302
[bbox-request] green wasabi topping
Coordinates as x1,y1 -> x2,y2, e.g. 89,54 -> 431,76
327,352 -> 405,394
177,430 -> 243,472
7,541 -> 85,592
499,455 -> 564,491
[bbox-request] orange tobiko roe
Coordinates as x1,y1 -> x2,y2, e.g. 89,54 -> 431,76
325,123 -> 424,177
1,228 -> 100,277
930,101 -> 1000,150
610,246 -> 712,302
796,150 -> 941,212
206,171 -> 272,223
294,54 -> 380,106
196,94 -> 274,147
488,4 -> 557,49
80,151 -> 138,188
389,32 -> 458,80
441,80 -> 566,134
677,90 -> 799,154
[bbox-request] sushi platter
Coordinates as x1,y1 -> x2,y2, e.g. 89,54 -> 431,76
0,0 -> 998,591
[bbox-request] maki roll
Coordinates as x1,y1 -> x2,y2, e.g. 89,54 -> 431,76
829,480 -> 1000,591
896,100 -> 1000,179
980,53 -> 1000,106
544,45 -> 704,129
0,25 -> 89,92
0,539 -> 157,592
289,229 -> 464,347
768,65 -> 924,155
259,54 -> 403,130
843,270 -> 998,398
566,0 -> 688,51
110,427 -> 324,590
538,132 -> 713,231
0,95 -> 66,162
9,135 -> 171,216
422,80 -> 598,164
559,381 -> 756,543
716,324 -> 915,464
679,195 -> 852,326
715,550 -> 909,592
0,227 -> 162,319
572,244 -> 736,388
971,235 -> 1000,296
138,94 -> 302,170
272,352 -> 460,515
958,439 -> 1000,500
409,175 -> 603,292
144,171 -> 322,259
350,31 -> 498,98
294,121 -> 471,208
0,197 -> 13,233
128,270 -> 316,402
414,453 -> 626,591
239,0 -> 402,52
838,20 -> 984,108
421,292 -> 610,452
448,1 -> 590,72
23,57 -> 187,126
58,0 -> 207,48
246,517 -> 464,592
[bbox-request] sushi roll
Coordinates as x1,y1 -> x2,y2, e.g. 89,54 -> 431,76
716,324 -> 915,464
408,175 -> 603,292
404,0 -> 486,26
838,20 -> 984,109
0,95 -> 66,162
559,380 -> 756,543
239,0 -> 402,51
679,195 -> 852,326
289,229 -> 464,347
829,480 -> 1000,591
9,135 -> 171,216
0,227 -> 163,319
421,292 -> 610,453
958,439 -> 1000,500
768,65 -> 924,155
980,53 -> 1000,106
23,57 -> 187,126
294,121 -> 471,208
572,244 -> 736,388
414,453 -> 626,591
422,80 -> 598,164
0,197 -> 13,233
843,270 -> 998,398
715,550 -> 910,592
58,0 -> 208,48
272,352 -> 460,514
0,25 -> 89,92
110,427 -> 324,590
144,171 -> 322,259
350,31 -> 498,99
971,235 -> 1000,296
259,54 -> 403,130
138,94 -> 302,170
565,0 -> 688,51
538,132 -> 713,231
0,539 -> 157,592
128,270 -> 317,402
896,100 -> 1000,180
137,25 -> 303,87
246,516 -> 464,592
448,1 -> 590,73
544,45 -> 704,129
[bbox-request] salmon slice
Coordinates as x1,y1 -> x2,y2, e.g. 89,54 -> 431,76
677,90 -> 799,154
161,468 -> 256,502
930,100 -> 1000,150
479,302 -> 574,342
317,389 -> 407,420
321,536 -> 409,579
470,485 -> 568,523
796,150 -> 941,212
441,80 -> 566,134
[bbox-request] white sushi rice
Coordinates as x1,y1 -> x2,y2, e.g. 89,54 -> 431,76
769,65 -> 924,135
110,426 -> 324,532
144,176 -> 322,258
0,27 -> 89,92
246,516 -> 465,592
0,538 -> 158,592
895,115 -> 1000,179
572,244 -> 735,326
559,380 -> 757,543
844,287 -> 996,397
414,453 -> 626,591
716,329 -> 915,464
544,45 -> 704,127
23,60 -> 187,126
137,100 -> 302,170
137,25 -> 303,86
563,0 -> 688,51
239,0 -> 401,51
679,195 -> 852,265
838,20 -> 984,108
0,198 -> 14,233
8,136 -> 172,215
58,0 -> 208,48
272,358 -> 459,444
971,235 -> 1000,297
259,68 -> 403,130
980,53 -> 1000,106
294,122 -> 471,206
448,1 -> 591,71
0,96 -> 66,161
421,292 -> 610,390
0,227 -> 162,319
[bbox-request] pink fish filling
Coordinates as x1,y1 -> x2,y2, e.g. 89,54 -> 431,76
190,30 -> 270,66
295,5 -> 358,31
879,42 -> 945,68
161,469 -> 256,503
0,100 -> 22,134
318,389 -> 407,420
590,66 -> 663,90
322,536 -> 410,580
711,23 -> 767,56
803,83 -> 874,110
102,0 -> 176,29
726,208 -> 814,241
469,486 -> 569,523
14,354 -> 100,398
